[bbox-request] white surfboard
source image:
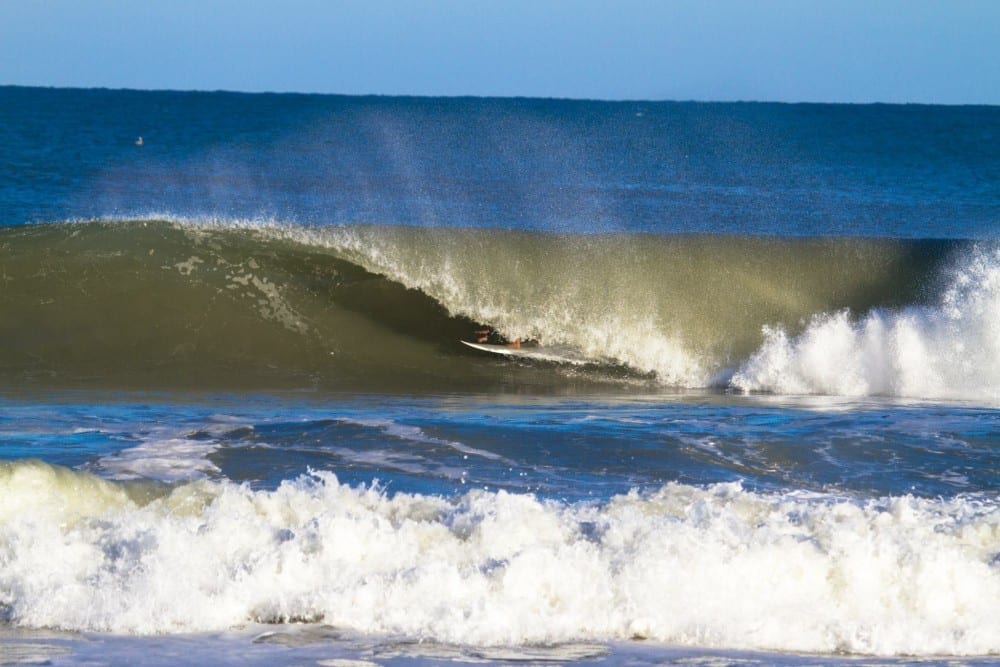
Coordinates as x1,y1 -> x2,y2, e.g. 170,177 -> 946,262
460,340 -> 588,365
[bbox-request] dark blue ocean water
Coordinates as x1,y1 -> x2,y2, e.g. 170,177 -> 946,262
0,87 -> 998,665
3,87 -> 998,237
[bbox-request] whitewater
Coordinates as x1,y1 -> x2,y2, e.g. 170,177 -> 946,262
0,87 -> 998,666
2,461 -> 998,655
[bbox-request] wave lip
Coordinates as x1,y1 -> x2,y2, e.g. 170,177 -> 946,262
1,461 -> 998,656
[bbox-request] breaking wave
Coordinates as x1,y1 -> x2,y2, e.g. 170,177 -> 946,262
1,217 -> 996,401
0,460 -> 997,655
731,246 -> 1000,400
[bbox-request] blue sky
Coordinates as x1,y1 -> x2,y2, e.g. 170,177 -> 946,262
1,0 -> 997,103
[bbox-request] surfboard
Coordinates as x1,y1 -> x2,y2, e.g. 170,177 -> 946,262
460,340 -> 588,365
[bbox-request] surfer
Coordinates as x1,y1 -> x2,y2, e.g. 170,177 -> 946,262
135,136 -> 144,146
471,327 -> 540,348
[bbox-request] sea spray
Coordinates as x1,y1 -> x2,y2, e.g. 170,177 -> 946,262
732,245 -> 1000,400
0,461 -> 997,655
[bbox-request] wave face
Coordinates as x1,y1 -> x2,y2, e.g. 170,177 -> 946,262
0,460 -> 997,655
0,219 -> 487,392
1,219 -> 996,400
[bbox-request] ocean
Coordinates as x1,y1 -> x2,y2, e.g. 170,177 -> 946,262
0,86 -> 998,666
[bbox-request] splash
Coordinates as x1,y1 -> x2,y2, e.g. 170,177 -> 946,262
0,461 -> 997,656
732,246 -> 1000,401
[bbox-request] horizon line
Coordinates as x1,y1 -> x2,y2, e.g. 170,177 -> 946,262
2,83 -> 997,108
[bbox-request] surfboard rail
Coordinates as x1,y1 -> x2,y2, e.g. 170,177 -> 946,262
460,340 -> 589,365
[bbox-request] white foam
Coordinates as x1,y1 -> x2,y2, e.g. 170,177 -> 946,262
94,424 -> 230,482
733,247 -> 1000,402
348,418 -> 508,462
95,435 -> 220,482
0,462 -> 997,656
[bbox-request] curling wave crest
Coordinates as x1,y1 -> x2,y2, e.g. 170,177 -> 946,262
2,217 -> 996,400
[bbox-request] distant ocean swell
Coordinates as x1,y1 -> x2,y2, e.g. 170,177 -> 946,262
0,459 -> 997,655
1,218 -> 996,400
